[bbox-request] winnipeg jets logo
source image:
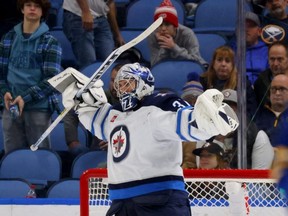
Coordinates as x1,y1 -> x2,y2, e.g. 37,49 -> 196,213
112,127 -> 125,155
110,125 -> 130,162
261,25 -> 285,44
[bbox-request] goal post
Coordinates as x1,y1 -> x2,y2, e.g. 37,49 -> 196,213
80,168 -> 288,216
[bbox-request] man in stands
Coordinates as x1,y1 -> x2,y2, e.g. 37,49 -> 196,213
254,41 -> 288,107
261,0 -> 288,45
255,74 -> 288,144
230,11 -> 269,84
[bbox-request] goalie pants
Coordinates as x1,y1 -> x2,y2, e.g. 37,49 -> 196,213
106,189 -> 191,216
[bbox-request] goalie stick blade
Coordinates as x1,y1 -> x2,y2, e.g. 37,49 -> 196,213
31,17 -> 163,151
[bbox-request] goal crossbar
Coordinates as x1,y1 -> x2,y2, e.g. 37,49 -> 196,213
80,169 -> 287,216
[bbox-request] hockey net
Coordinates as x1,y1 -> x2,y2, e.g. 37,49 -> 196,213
80,168 -> 287,216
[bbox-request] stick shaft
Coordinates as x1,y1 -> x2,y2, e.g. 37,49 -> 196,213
31,17 -> 163,151
30,107 -> 72,150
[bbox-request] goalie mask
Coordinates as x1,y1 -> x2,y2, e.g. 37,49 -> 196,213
114,63 -> 155,111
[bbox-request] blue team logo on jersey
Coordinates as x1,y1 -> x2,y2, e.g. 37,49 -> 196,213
110,125 -> 130,162
261,24 -> 285,44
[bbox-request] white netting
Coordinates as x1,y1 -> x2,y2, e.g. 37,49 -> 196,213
88,177 -> 111,206
80,169 -> 288,216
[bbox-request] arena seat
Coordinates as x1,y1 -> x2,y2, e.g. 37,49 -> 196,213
46,178 -> 80,198
0,148 -> 62,186
50,121 -> 88,152
194,32 -> 227,63
125,0 -> 185,29
71,151 -> 107,178
80,61 -> 119,92
50,28 -> 78,69
193,0 -> 238,36
0,178 -> 31,198
120,29 -> 150,63
151,60 -> 205,94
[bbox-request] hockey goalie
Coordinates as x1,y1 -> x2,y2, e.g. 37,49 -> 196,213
50,62 -> 239,216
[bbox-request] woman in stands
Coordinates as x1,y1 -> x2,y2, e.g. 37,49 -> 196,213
187,142 -> 229,200
200,45 -> 257,119
193,142 -> 229,169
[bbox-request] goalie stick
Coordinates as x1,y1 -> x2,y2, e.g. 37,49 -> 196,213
30,17 -> 163,151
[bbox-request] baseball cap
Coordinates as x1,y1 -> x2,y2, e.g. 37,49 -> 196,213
245,11 -> 261,26
193,142 -> 224,157
222,89 -> 237,104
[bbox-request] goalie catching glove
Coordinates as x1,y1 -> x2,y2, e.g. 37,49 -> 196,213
192,89 -> 239,137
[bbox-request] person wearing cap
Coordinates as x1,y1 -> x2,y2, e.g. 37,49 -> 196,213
229,11 -> 268,84
181,72 -> 203,169
245,11 -> 268,81
148,0 -> 207,67
181,72 -> 204,106
221,89 -> 274,169
200,46 -> 257,119
189,142 -> 229,200
261,0 -> 288,45
193,142 -> 228,169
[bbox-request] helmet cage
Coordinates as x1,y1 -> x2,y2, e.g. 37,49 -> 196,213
114,63 -> 154,110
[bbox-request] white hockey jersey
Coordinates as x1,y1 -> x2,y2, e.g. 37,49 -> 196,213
77,92 -> 212,200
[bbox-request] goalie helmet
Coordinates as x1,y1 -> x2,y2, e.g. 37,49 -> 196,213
114,63 -> 155,111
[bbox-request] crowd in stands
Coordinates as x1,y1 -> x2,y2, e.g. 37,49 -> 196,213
0,0 -> 288,200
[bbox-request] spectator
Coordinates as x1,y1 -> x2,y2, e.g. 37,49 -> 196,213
200,45 -> 257,119
181,72 -> 203,106
230,11 -> 269,84
194,89 -> 273,169
62,0 -> 125,153
62,0 -> 124,69
0,0 -> 62,153
221,89 -> 274,169
0,0 -> 22,39
181,72 -> 203,169
148,0 -> 207,67
254,41 -> 288,107
188,142 -> 229,200
261,0 -> 288,45
193,142 -> 228,169
254,74 -> 288,143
